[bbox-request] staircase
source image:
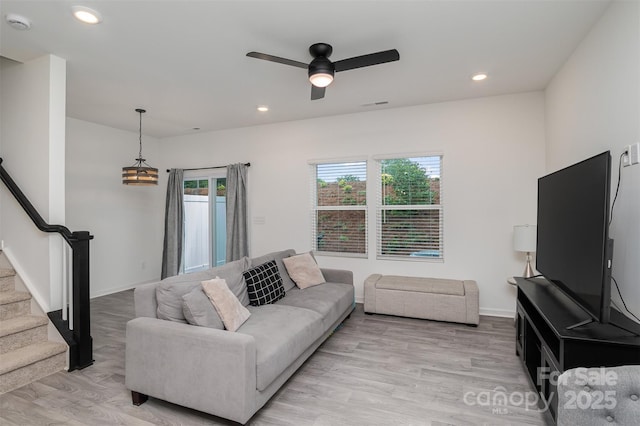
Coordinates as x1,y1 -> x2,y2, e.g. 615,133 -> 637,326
0,265 -> 67,394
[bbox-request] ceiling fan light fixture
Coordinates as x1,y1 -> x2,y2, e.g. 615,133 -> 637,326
247,42 -> 399,100
308,55 -> 335,88
309,72 -> 334,88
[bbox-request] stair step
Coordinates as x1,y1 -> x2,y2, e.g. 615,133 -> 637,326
0,268 -> 15,279
0,269 -> 15,292
0,315 -> 49,354
0,341 -> 67,394
0,291 -> 31,320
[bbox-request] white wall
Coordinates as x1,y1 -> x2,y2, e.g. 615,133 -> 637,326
545,0 -> 640,321
65,118 -> 164,297
0,55 -> 67,312
159,92 -> 546,316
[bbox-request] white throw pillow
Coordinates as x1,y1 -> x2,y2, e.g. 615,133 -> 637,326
282,252 -> 325,289
201,277 -> 251,332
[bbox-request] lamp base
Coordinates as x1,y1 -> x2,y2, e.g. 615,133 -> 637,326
522,252 -> 534,278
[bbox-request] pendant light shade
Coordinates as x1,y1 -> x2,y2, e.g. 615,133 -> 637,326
122,108 -> 158,185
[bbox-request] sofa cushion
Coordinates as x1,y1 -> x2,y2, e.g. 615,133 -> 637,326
156,270 -> 217,322
250,249 -> 297,292
211,257 -> 251,306
282,252 -> 325,289
276,283 -> 354,330
243,261 -> 286,306
237,304 -> 324,391
156,257 -> 250,322
201,278 -> 251,332
376,275 -> 465,296
182,286 -> 224,329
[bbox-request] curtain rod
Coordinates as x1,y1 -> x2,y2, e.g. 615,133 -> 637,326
166,162 -> 251,173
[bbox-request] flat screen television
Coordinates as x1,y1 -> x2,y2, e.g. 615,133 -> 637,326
536,151 -> 613,325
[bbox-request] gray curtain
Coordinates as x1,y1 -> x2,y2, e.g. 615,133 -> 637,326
226,163 -> 248,261
161,168 -> 184,279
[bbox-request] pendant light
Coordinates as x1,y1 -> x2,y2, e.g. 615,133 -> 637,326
122,108 -> 158,185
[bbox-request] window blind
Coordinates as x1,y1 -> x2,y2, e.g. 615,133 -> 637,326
311,161 -> 367,256
376,156 -> 443,260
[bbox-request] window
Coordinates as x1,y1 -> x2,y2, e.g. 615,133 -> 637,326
183,175 -> 227,273
312,161 -> 367,256
376,155 -> 443,260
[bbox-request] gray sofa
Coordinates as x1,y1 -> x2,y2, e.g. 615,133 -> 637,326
557,365 -> 640,425
125,249 -> 354,424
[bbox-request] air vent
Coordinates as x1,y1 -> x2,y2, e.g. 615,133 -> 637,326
361,101 -> 389,107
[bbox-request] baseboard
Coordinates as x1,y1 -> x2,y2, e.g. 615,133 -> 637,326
480,307 -> 516,318
90,278 -> 159,299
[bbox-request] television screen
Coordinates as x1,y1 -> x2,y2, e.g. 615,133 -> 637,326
536,151 -> 612,323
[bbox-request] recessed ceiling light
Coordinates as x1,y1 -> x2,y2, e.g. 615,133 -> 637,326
257,105 -> 269,112
472,73 -> 488,81
72,6 -> 102,24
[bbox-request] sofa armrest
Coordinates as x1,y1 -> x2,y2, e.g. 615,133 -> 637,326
125,317 -> 257,423
321,268 -> 353,285
134,282 -> 159,318
463,280 -> 479,325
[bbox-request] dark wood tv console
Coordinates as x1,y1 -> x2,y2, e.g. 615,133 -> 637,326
515,277 -> 640,423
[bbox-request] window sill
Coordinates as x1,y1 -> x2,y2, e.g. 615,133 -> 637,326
314,251 -> 368,259
376,255 -> 444,263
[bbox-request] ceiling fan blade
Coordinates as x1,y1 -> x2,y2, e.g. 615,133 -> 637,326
311,85 -> 326,100
246,52 -> 308,69
334,49 -> 400,72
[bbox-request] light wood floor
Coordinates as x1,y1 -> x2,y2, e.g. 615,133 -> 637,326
0,290 -> 547,425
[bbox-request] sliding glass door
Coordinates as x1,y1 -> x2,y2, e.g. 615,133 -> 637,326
183,174 -> 226,273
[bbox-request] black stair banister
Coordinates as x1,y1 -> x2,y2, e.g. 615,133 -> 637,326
0,158 -> 74,244
0,157 -> 94,371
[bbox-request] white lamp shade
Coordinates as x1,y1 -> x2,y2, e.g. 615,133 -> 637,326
513,225 -> 537,252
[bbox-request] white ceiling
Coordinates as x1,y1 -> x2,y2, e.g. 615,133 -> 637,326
1,0 -> 610,138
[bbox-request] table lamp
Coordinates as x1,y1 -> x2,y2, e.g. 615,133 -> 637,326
514,225 -> 537,278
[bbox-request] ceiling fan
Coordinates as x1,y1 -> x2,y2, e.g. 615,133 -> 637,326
246,43 -> 400,100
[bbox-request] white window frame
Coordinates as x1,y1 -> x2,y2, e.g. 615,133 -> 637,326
374,153 -> 444,262
309,159 -> 368,258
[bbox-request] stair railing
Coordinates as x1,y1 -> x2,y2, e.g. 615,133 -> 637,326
0,158 -> 93,371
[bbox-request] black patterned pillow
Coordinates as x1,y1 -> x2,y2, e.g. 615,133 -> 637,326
243,260 -> 285,306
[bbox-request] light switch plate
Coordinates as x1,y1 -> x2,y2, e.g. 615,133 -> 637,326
623,143 -> 639,167
630,142 -> 640,166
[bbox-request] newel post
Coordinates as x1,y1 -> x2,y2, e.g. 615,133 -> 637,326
71,231 -> 94,370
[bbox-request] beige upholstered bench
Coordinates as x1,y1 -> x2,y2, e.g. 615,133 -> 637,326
364,274 -> 479,325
